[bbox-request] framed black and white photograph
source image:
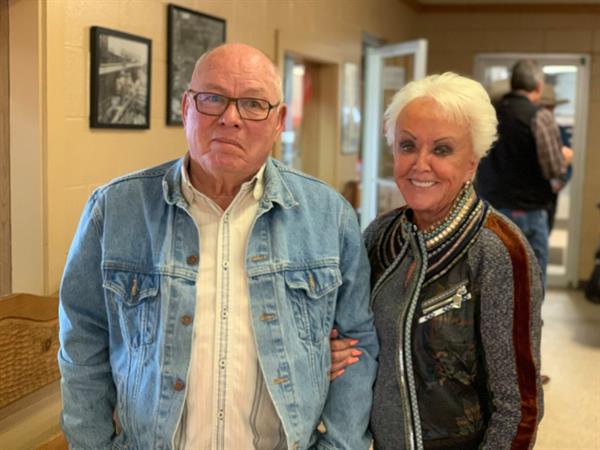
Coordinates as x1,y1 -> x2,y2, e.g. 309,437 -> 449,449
167,4 -> 226,125
90,26 -> 152,129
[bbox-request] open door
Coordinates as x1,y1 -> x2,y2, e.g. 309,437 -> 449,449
281,54 -> 338,188
474,53 -> 590,288
360,39 -> 428,230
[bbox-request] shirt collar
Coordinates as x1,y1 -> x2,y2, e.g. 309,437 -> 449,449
181,153 -> 265,205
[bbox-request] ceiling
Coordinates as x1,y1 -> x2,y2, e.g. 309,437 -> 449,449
401,0 -> 600,12
414,0 -> 600,3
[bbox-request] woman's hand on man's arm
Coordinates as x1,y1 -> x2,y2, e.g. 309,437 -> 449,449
329,328 -> 362,380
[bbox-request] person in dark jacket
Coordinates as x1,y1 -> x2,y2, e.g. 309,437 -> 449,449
476,59 -> 572,286
331,72 -> 544,449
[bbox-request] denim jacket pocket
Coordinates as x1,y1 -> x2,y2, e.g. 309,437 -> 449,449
103,269 -> 160,347
284,265 -> 342,343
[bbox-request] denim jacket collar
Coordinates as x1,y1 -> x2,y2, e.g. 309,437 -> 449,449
261,158 -> 299,210
161,156 -> 298,211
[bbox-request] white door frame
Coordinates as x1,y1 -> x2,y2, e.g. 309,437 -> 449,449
474,53 -> 590,287
360,39 -> 428,230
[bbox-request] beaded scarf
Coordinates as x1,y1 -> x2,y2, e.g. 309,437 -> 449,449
375,183 -> 489,285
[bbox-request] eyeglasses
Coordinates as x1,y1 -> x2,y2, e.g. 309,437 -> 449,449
187,90 -> 280,121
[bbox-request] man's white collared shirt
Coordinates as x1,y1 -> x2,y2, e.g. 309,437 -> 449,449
177,159 -> 286,450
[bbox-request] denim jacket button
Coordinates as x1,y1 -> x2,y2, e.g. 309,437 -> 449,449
186,255 -> 198,265
259,313 -> 276,321
173,378 -> 185,391
180,315 -> 193,326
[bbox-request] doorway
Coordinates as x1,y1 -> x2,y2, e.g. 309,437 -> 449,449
282,54 -> 338,187
474,54 -> 590,288
0,0 -> 11,295
359,39 -> 428,230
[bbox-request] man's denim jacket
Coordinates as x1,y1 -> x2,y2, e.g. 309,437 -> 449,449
58,157 -> 378,450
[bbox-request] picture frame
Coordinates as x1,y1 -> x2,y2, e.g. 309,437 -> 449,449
167,4 -> 226,125
341,62 -> 361,154
90,26 -> 152,129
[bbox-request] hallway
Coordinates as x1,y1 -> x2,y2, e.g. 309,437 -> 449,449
535,288 -> 600,449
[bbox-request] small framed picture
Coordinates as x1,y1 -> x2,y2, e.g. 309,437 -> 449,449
90,26 -> 152,129
167,4 -> 226,125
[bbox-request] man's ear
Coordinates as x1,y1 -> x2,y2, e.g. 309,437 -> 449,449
534,81 -> 545,98
274,104 -> 287,135
537,81 -> 544,93
181,92 -> 189,127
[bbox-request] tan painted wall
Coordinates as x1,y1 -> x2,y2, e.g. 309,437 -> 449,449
24,0 -> 416,294
412,11 -> 600,282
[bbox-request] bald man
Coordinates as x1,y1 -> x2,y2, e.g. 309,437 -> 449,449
58,43 -> 378,450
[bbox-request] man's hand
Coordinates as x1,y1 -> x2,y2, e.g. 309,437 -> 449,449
329,329 -> 362,380
562,146 -> 573,166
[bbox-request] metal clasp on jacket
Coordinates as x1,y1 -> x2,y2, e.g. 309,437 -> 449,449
418,285 -> 471,324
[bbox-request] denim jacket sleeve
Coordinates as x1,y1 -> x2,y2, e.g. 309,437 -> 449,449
314,204 -> 379,450
58,190 -> 116,449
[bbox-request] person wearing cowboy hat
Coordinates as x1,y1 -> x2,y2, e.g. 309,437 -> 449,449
539,83 -> 569,108
539,83 -> 574,232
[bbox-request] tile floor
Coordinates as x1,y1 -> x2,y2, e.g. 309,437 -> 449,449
535,288 -> 600,449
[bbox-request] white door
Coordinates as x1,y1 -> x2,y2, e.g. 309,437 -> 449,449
474,53 -> 590,288
360,39 -> 428,230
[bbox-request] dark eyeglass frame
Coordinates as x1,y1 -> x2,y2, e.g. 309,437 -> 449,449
186,89 -> 280,121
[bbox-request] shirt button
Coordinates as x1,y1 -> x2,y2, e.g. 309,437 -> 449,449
173,378 -> 185,391
217,410 -> 224,420
223,261 -> 229,270
180,315 -> 193,326
223,213 -> 230,223
186,255 -> 198,265
219,359 -> 226,369
222,309 -> 228,319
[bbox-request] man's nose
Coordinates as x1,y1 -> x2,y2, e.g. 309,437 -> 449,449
219,100 -> 242,125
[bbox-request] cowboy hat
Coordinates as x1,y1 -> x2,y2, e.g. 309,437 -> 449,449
540,84 -> 569,107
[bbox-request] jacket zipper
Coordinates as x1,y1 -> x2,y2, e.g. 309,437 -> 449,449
399,231 -> 426,450
418,286 -> 471,324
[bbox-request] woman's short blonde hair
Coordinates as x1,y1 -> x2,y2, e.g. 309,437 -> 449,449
384,72 -> 498,158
